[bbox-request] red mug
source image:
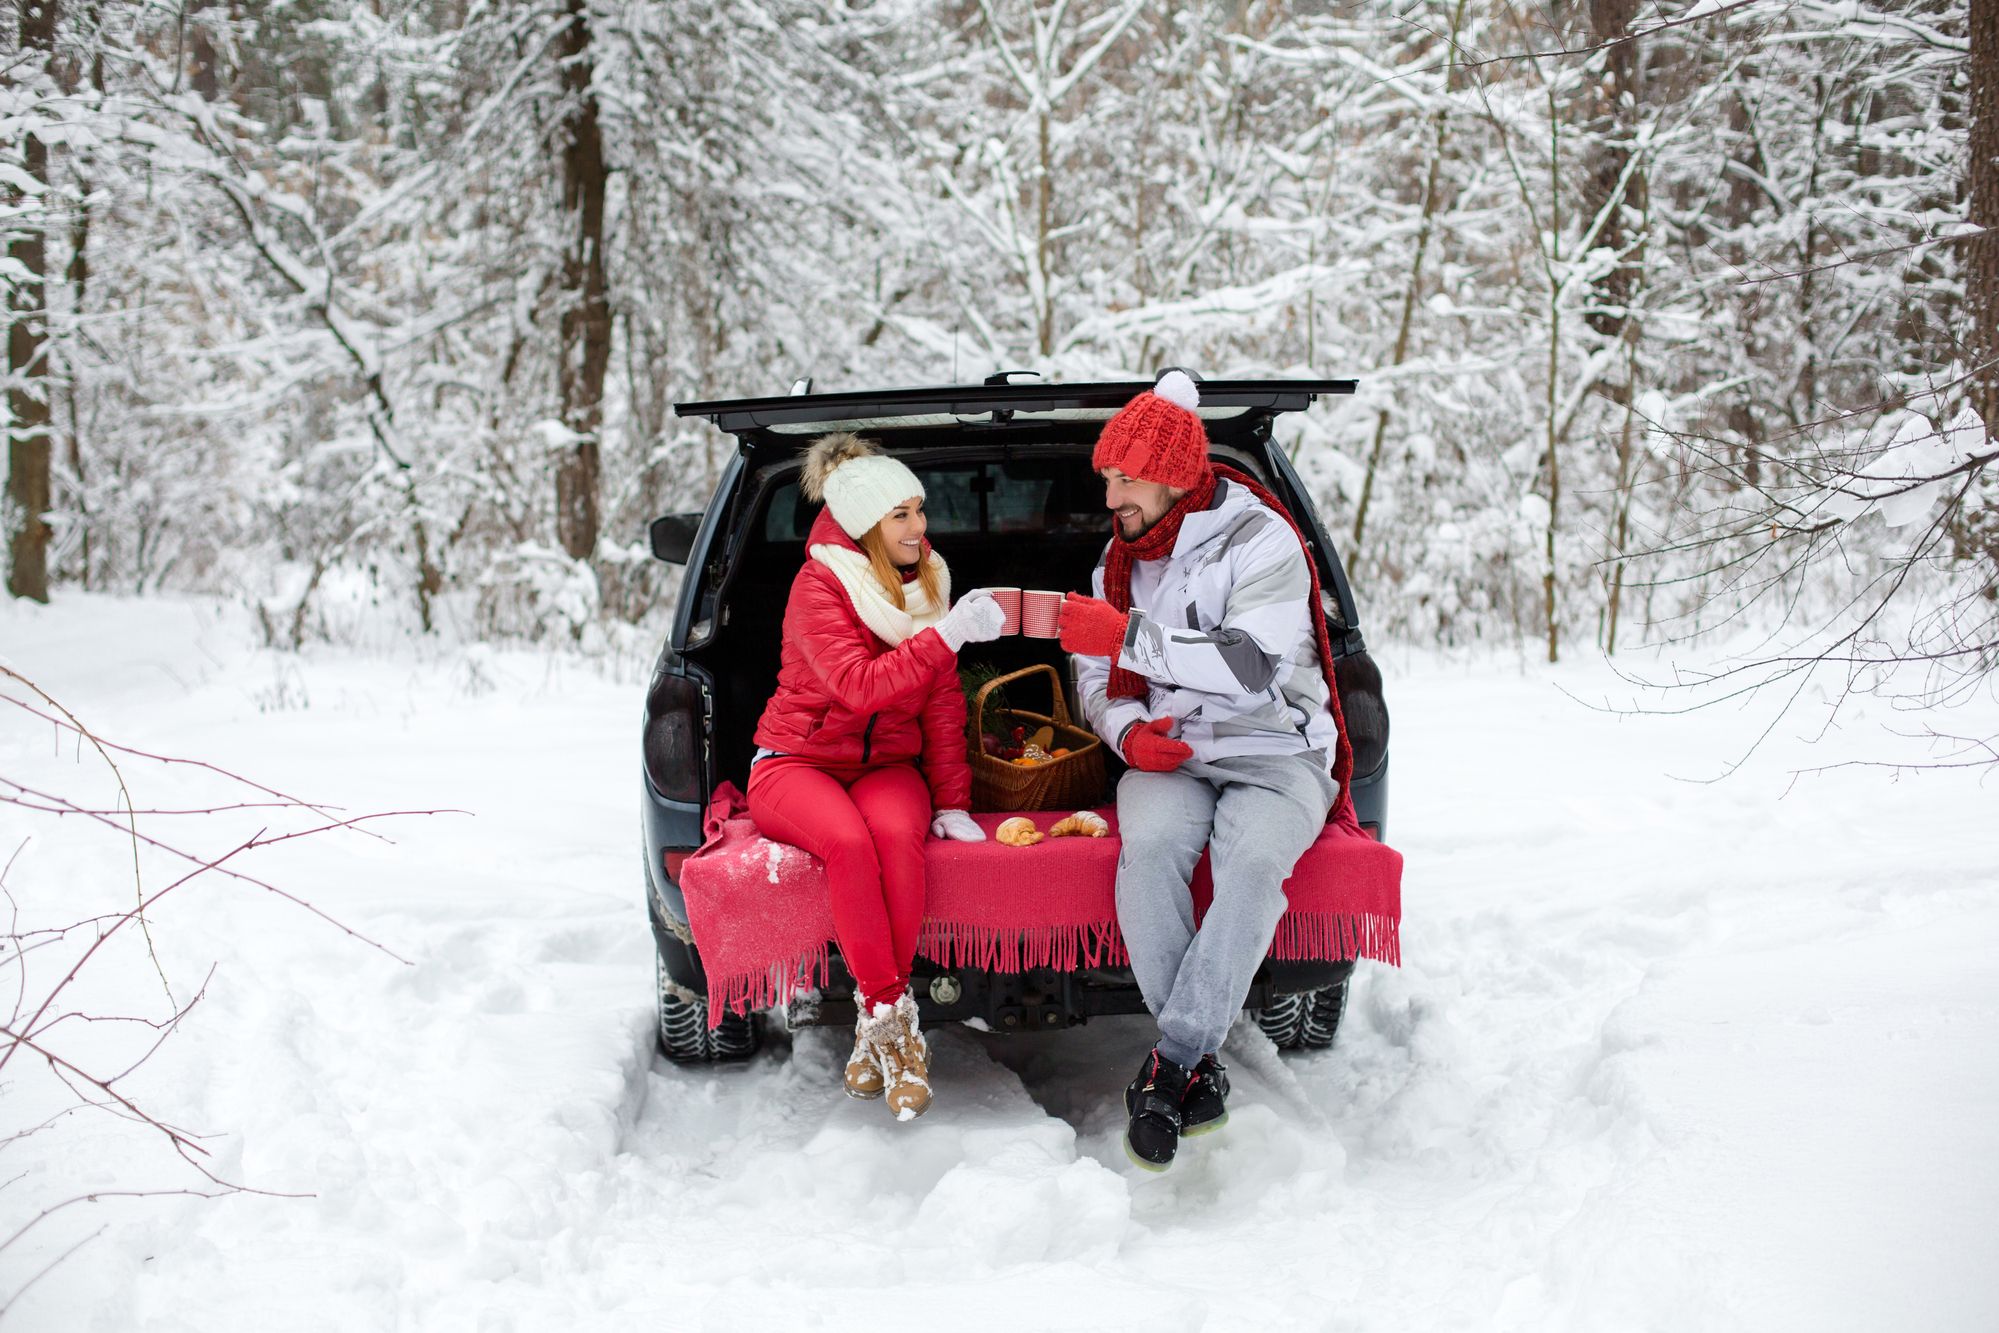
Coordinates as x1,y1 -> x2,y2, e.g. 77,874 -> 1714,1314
1021,589 -> 1062,638
988,587 -> 1023,636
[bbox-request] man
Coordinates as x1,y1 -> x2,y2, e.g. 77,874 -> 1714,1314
1058,369 -> 1345,1172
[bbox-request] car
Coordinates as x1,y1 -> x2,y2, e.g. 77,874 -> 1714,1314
641,373 -> 1391,1063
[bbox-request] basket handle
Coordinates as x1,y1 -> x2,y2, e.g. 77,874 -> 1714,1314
970,662 -> 1075,731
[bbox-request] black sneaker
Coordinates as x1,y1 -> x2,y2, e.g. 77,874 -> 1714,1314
1180,1054 -> 1230,1136
1123,1049 -> 1193,1172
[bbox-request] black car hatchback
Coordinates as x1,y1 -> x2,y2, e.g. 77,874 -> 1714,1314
641,375 -> 1390,1063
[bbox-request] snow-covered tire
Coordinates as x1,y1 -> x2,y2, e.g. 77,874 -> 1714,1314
655,953 -> 762,1064
1255,979 -> 1348,1052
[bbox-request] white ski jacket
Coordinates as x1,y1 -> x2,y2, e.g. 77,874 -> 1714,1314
1075,478 -> 1340,774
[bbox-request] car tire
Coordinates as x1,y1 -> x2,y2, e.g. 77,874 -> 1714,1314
656,952 -> 762,1064
1255,978 -> 1349,1051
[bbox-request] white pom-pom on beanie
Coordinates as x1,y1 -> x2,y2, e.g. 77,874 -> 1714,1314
1152,368 -> 1201,412
822,453 -> 925,539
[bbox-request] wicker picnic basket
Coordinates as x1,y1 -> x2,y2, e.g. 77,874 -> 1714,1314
966,663 -> 1106,813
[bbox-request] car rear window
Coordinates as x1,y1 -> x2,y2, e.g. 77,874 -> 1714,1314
761,459 -> 1109,541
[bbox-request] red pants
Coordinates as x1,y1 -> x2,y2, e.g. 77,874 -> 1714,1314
745,756 -> 932,1008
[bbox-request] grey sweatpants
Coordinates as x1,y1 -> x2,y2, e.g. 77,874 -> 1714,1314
1115,752 -> 1339,1070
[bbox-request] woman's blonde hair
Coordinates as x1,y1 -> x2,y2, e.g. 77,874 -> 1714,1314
857,521 -> 943,613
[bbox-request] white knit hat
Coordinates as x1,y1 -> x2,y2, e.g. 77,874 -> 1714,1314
801,433 -> 925,539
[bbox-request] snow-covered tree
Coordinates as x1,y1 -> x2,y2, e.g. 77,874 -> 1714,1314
0,0 -> 1982,700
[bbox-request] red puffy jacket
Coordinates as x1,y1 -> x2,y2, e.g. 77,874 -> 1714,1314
752,509 -> 973,810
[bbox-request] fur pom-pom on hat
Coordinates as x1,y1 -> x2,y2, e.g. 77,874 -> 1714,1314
799,432 -> 875,502
1091,369 -> 1212,491
801,432 -> 926,539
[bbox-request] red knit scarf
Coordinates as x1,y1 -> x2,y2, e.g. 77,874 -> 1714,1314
1101,471 -> 1216,699
1101,464 -> 1357,820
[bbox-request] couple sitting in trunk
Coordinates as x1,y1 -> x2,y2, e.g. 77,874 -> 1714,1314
745,371 -> 1345,1171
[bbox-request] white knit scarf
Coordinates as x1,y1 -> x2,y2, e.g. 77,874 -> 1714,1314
809,544 -> 951,646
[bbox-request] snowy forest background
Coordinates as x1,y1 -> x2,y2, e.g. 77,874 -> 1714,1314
4,0 -> 1995,690
4,7 -> 1998,1322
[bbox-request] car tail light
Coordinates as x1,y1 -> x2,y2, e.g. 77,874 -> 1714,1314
663,850 -> 693,883
645,673 -> 705,803
1362,822 -> 1381,842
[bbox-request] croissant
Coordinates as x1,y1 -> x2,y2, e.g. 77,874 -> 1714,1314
995,816 -> 1044,847
1048,810 -> 1109,839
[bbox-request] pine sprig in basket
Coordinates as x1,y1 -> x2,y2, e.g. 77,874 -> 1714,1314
958,662 -> 1013,741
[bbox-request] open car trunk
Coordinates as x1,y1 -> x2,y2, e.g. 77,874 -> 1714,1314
648,378 -> 1396,1046
669,428 -> 1403,1029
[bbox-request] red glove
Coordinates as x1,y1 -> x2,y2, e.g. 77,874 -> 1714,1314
1122,717 -> 1193,772
1059,593 -> 1129,658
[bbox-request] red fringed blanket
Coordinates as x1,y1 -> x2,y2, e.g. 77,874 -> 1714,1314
679,782 -> 1403,1025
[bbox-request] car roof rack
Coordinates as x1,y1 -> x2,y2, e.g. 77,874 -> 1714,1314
674,377 -> 1356,436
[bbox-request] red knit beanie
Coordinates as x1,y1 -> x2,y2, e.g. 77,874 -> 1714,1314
1092,370 -> 1212,490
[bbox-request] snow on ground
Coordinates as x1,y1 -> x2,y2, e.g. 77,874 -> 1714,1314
3,594 -> 1996,1331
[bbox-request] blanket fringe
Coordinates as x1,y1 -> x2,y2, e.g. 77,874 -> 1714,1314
706,912 -> 1400,1023
706,942 -> 831,1028
915,919 -> 1130,973
1268,910 -> 1401,969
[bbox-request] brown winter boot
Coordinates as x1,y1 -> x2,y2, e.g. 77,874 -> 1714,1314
843,994 -> 885,1100
864,992 -> 932,1120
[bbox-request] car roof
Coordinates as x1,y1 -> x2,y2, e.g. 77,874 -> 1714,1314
674,376 -> 1356,436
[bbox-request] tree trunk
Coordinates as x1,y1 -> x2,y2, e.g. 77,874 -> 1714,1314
7,0 -> 57,603
188,0 -> 220,100
1582,0 -> 1644,341
1036,105 -> 1053,359
1956,0 -> 1999,586
1722,76 -> 1764,487
1798,74 -> 1828,410
61,1 -> 98,590
1351,0 -> 1470,556
554,0 -> 609,564
1969,0 -> 1998,437
1583,0 -> 1647,652
1544,86 -> 1562,666
1604,332 -> 1641,655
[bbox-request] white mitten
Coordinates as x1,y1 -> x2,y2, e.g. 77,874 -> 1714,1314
929,808 -> 986,842
934,589 -> 1006,652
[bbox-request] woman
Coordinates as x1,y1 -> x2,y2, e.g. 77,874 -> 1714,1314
747,432 -> 1004,1120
